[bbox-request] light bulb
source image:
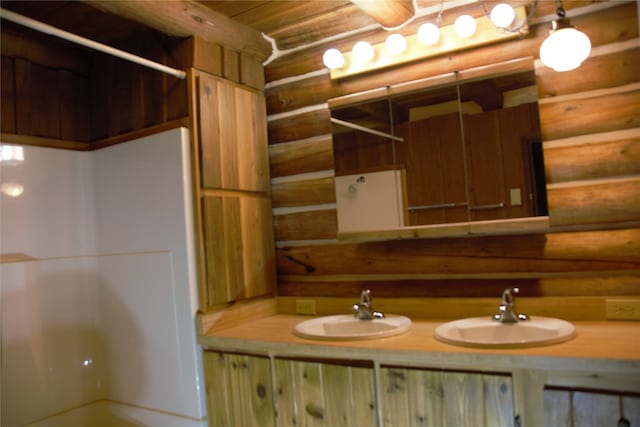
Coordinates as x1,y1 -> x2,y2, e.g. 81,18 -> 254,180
540,26 -> 591,72
490,3 -> 515,28
385,34 -> 407,55
352,41 -> 375,62
417,23 -> 440,45
323,48 -> 345,69
454,15 -> 477,39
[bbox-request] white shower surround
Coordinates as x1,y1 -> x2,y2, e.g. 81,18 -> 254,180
0,128 -> 206,426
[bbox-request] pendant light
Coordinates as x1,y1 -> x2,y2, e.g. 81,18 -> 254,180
539,0 -> 591,72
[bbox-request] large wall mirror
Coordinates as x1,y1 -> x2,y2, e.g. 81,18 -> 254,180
330,58 -> 549,240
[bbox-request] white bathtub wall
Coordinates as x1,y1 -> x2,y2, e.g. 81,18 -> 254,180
93,128 -> 205,420
1,146 -> 103,427
0,128 -> 205,427
0,144 -> 96,258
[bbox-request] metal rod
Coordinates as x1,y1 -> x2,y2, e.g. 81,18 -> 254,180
469,202 -> 505,210
330,118 -> 404,142
408,202 -> 468,211
0,8 -> 187,80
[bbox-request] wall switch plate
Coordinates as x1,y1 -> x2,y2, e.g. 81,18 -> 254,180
296,299 -> 316,315
606,299 -> 640,320
510,188 -> 522,206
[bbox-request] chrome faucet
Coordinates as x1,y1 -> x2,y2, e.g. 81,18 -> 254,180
492,287 -> 529,323
353,289 -> 385,320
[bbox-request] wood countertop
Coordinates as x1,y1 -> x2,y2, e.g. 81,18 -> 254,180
198,311 -> 640,376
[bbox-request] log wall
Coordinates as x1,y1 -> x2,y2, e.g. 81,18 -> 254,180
265,1 -> 640,300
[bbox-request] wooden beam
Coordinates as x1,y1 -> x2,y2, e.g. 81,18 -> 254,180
350,0 -> 414,28
84,0 -> 272,61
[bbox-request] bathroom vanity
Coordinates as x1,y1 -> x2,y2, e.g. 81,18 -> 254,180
197,298 -> 640,427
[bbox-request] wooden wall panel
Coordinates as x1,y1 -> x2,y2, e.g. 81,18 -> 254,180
264,1 -> 640,302
197,73 -> 270,192
536,46 -> 640,98
547,177 -> 640,227
1,56 -> 16,134
268,108 -> 331,145
15,59 -> 60,138
277,276 -> 640,299
269,135 -> 334,178
544,131 -> 640,183
202,194 -> 276,306
539,89 -> 640,141
58,70 -> 91,141
275,228 -> 640,277
271,177 -> 336,208
273,210 -> 338,242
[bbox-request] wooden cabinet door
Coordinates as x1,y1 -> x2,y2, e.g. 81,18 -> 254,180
273,359 -> 378,427
380,366 -> 514,427
197,72 -> 270,192
544,388 -> 640,427
202,194 -> 276,305
202,351 -> 275,427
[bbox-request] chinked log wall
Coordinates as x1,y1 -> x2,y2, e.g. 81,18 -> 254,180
265,1 -> 640,304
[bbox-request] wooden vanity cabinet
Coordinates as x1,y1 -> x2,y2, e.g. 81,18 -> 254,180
202,348 -> 640,427
202,351 -> 274,427
544,387 -> 640,427
273,358 -> 378,427
189,68 -> 276,308
380,366 -> 514,427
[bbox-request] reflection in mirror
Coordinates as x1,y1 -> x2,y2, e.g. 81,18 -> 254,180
390,82 -> 469,227
332,97 -> 407,232
458,70 -> 548,223
330,61 -> 548,238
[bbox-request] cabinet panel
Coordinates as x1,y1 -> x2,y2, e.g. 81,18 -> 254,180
543,388 -> 640,427
197,72 -> 270,192
380,367 -> 514,427
202,195 -> 276,305
202,351 -> 275,427
273,359 -> 377,427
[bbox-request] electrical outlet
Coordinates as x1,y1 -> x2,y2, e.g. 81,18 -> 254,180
606,299 -> 640,320
296,299 -> 316,315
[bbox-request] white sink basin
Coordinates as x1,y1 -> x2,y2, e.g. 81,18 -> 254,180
294,314 -> 411,341
435,316 -> 576,348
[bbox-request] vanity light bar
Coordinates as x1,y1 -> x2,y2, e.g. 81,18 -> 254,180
330,6 -> 528,80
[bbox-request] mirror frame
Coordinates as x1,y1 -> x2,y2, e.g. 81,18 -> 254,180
329,57 -> 551,242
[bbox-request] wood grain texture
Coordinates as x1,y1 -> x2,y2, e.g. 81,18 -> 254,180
273,209 -> 338,242
87,0 -> 272,60
276,228 -> 640,277
202,351 -> 275,427
271,177 -> 336,208
197,72 -> 270,191
536,46 -> 640,99
202,194 -> 276,306
547,177 -> 640,226
273,358 -> 376,427
269,135 -> 334,178
539,87 -> 640,141
544,130 -> 640,183
264,2 -> 640,303
380,367 -> 514,427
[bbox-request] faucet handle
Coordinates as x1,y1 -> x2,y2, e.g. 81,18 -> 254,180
501,287 -> 519,305
494,287 -> 528,323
